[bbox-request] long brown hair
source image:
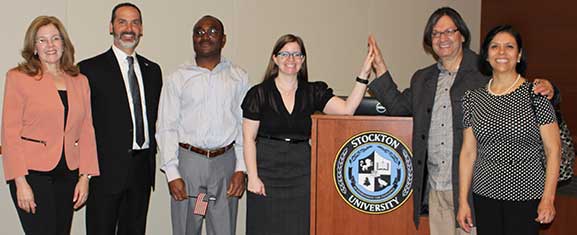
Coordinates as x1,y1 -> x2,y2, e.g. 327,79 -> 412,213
17,16 -> 79,77
263,34 -> 308,82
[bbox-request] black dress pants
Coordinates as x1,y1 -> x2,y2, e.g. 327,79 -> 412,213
473,193 -> 540,235
86,149 -> 152,235
9,156 -> 78,235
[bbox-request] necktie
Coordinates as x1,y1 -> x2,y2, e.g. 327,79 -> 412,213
127,56 -> 145,147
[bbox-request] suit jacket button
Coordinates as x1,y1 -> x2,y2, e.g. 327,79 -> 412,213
421,134 -> 426,140
128,149 -> 133,154
417,160 -> 422,165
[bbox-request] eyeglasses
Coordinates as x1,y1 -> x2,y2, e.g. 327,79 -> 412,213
194,28 -> 221,38
431,28 -> 459,38
276,51 -> 305,59
36,35 -> 62,45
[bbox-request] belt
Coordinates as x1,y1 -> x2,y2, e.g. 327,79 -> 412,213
178,141 -> 235,158
257,135 -> 309,143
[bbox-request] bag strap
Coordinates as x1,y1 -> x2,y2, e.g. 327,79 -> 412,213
528,83 -> 538,122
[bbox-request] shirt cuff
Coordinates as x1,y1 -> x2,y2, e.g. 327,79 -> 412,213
163,165 -> 182,182
234,158 -> 247,172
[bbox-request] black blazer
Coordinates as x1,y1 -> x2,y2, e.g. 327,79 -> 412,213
78,48 -> 162,193
368,48 -> 488,227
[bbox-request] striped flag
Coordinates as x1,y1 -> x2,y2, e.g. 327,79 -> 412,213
193,192 -> 208,216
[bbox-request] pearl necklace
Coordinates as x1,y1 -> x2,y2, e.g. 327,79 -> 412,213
488,74 -> 521,96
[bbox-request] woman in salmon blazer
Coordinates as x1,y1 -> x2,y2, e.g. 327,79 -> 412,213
1,16 -> 99,234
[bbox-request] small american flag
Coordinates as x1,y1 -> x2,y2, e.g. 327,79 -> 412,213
193,192 -> 209,216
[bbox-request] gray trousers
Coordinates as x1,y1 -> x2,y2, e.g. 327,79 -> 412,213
171,147 -> 238,235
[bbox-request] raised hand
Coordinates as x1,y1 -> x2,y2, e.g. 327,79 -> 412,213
368,35 -> 388,76
358,40 -> 375,79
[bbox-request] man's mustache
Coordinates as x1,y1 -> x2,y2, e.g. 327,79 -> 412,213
110,31 -> 142,37
197,40 -> 214,45
121,32 -> 138,37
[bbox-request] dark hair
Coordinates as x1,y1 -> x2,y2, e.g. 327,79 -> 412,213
263,34 -> 308,82
17,16 -> 79,77
111,2 -> 142,23
479,24 -> 527,76
422,7 -> 471,55
196,15 -> 225,34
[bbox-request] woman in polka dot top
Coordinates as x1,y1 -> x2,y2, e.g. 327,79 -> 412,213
456,25 -> 561,235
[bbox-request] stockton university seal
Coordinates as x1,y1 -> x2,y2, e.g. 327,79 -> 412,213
333,131 -> 413,214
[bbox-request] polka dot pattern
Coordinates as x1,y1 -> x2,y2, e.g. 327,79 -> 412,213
462,81 -> 556,201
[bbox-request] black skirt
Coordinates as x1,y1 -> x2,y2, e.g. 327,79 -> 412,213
246,138 -> 311,235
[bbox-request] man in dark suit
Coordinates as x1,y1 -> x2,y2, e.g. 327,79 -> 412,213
78,3 -> 162,235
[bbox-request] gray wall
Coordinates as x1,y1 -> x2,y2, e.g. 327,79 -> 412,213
0,0 -> 480,234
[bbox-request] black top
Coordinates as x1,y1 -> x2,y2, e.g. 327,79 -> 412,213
55,90 -> 69,173
463,81 -> 556,200
241,79 -> 334,139
58,90 -> 68,128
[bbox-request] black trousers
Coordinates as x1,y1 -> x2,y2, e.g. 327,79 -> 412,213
86,149 -> 152,235
9,156 -> 78,235
473,193 -> 540,235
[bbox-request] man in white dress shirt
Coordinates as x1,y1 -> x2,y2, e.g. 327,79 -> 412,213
156,15 -> 248,235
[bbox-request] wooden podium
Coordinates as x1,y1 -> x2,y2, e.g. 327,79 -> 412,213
310,115 -> 423,235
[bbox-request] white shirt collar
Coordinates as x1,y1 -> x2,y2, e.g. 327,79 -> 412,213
187,57 -> 231,72
112,44 -> 137,63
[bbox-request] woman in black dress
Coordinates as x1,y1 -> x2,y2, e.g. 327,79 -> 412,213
241,34 -> 374,234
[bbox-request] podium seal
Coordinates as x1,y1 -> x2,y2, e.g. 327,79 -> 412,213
333,131 -> 413,214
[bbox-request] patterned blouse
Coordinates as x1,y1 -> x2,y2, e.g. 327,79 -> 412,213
462,81 -> 556,201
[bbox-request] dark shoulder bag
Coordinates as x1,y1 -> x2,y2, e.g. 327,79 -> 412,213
529,83 -> 575,182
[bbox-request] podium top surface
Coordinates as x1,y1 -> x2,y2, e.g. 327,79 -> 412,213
312,114 -> 412,122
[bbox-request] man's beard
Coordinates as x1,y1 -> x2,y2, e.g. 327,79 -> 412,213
114,31 -> 140,49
